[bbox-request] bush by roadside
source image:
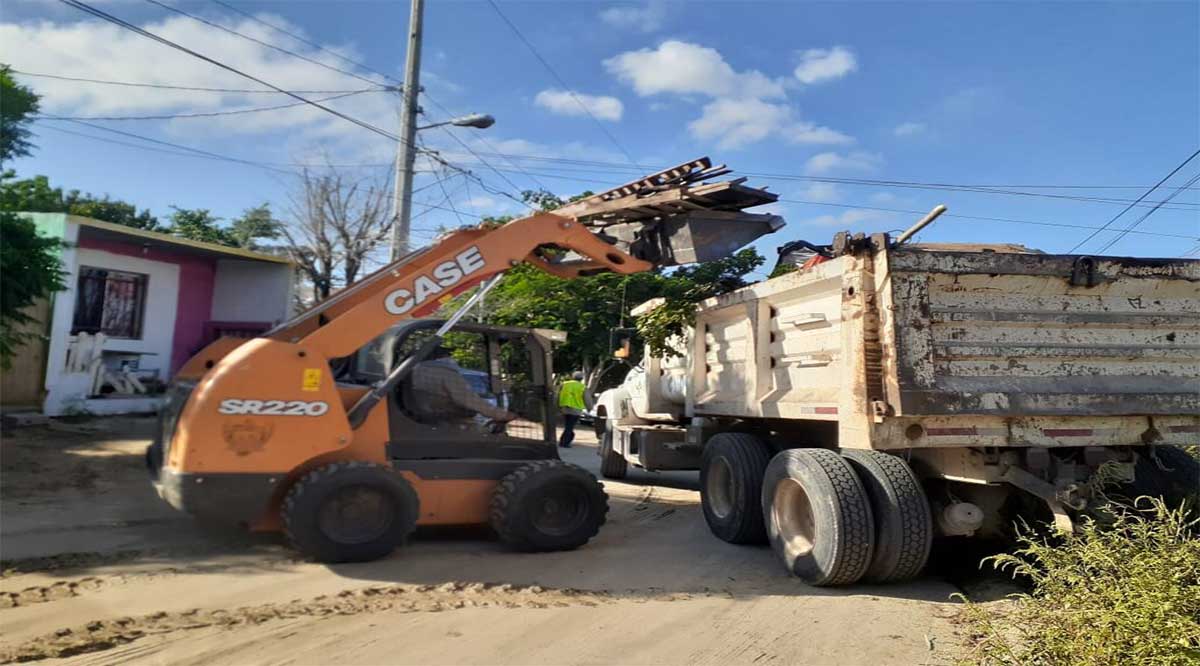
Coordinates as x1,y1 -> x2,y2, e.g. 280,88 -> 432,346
958,495 -> 1200,665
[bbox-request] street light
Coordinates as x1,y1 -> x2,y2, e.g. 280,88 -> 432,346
390,111 -> 495,260
418,113 -> 495,131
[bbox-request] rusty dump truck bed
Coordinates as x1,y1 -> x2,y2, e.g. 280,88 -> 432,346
687,244 -> 1200,450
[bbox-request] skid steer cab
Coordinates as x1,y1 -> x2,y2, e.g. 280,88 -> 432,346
148,320 -> 608,563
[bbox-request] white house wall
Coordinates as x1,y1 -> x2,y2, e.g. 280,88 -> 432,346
211,259 -> 294,323
44,246 -> 180,415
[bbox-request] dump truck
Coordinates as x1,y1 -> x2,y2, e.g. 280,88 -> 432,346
595,213 -> 1200,586
147,158 -> 783,563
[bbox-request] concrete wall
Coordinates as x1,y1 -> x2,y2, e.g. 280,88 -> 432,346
211,259 -> 293,323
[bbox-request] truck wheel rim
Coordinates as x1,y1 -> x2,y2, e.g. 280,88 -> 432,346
318,485 -> 395,545
707,458 -> 734,519
532,484 -> 588,536
773,479 -> 816,558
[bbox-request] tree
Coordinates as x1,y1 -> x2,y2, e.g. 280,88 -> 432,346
0,172 -> 161,230
228,203 -> 282,250
168,207 -> 232,245
0,212 -> 64,368
1,66 -> 39,166
281,164 -> 390,303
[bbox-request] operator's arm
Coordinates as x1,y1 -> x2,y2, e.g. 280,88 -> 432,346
443,372 -> 516,421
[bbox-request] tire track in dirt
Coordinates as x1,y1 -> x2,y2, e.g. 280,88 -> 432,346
0,581 -> 709,663
0,578 -> 105,609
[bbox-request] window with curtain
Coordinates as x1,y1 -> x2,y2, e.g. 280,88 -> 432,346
71,267 -> 149,339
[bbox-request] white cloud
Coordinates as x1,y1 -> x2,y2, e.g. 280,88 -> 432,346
604,40 -> 785,99
785,121 -> 854,145
599,0 -> 669,33
0,15 -> 397,159
797,183 -> 841,203
804,151 -> 883,175
793,46 -> 857,85
605,40 -> 857,150
869,191 -> 898,204
893,122 -> 926,137
534,89 -> 624,122
689,98 -> 790,149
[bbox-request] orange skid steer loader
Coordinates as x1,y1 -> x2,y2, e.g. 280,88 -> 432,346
147,158 -> 783,563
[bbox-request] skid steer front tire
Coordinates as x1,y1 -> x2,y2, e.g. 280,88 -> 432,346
490,461 -> 608,552
283,462 -> 419,564
762,449 -> 875,586
701,433 -> 772,544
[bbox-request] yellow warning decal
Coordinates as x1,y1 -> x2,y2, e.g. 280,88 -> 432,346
301,368 -> 322,392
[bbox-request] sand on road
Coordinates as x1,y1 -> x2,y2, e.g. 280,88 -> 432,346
1,418 -> 970,665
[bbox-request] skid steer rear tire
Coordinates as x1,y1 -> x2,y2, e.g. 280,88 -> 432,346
490,460 -> 608,551
762,449 -> 875,586
841,449 -> 932,583
599,426 -> 628,479
283,461 -> 419,564
701,433 -> 772,544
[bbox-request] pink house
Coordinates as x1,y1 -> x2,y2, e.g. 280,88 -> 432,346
22,213 -> 295,416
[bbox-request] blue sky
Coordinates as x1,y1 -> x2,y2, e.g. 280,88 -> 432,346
3,0 -> 1198,272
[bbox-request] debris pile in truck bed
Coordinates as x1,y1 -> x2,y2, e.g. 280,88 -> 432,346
552,157 -> 784,265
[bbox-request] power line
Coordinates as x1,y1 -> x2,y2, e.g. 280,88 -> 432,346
141,0 -> 391,89
41,90 -> 371,121
60,0 -> 406,147
157,0 -> 532,211
484,0 -> 641,170
35,118 -> 295,173
207,0 -> 402,86
422,91 -> 551,192
1093,171 -> 1200,254
1067,148 -> 1200,253
10,69 -> 382,94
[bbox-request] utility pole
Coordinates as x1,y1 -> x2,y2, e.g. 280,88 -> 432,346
389,0 -> 424,261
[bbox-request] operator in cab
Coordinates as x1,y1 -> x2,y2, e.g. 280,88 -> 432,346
409,345 -> 518,428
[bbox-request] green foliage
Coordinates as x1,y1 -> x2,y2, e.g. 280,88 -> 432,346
0,172 -> 161,230
227,204 -> 282,249
0,211 -> 65,368
769,262 -> 797,278
168,207 -> 230,245
958,497 -> 1200,666
1,66 -> 39,165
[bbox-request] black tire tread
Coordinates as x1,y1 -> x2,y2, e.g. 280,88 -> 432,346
281,461 -> 419,563
841,449 -> 933,583
489,460 -> 608,551
702,432 -> 773,544
802,449 -> 875,586
599,425 -> 628,479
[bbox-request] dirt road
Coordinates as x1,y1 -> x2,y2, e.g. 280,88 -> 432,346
1,420 -> 971,664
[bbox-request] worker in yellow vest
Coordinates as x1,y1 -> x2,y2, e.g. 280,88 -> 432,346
557,372 -> 587,448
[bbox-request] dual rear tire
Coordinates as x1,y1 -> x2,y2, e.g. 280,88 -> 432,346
699,435 -> 932,586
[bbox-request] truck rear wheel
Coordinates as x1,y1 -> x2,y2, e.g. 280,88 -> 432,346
599,425 -> 628,479
490,460 -> 608,551
701,433 -> 772,544
762,449 -> 875,586
841,449 -> 932,582
283,462 -> 420,564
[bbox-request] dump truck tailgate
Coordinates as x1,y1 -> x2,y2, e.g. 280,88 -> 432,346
882,250 -> 1200,416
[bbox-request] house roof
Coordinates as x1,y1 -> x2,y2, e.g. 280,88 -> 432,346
70,215 -> 293,264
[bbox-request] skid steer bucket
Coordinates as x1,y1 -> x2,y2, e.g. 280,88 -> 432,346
552,157 -> 785,267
